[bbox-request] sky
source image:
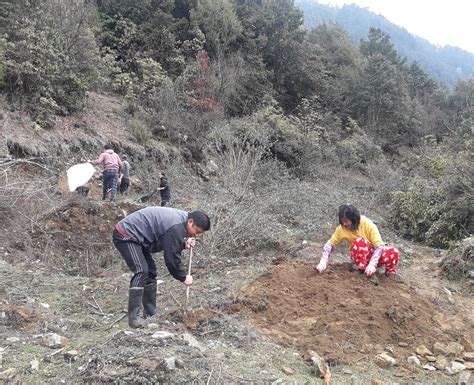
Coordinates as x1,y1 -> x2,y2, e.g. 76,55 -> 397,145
316,0 -> 474,53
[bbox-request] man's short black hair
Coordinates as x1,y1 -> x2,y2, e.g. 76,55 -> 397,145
104,144 -> 113,150
338,204 -> 360,230
188,210 -> 211,231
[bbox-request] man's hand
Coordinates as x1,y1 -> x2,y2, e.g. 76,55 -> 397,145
185,238 -> 196,249
316,259 -> 328,273
365,264 -> 377,277
184,275 -> 193,286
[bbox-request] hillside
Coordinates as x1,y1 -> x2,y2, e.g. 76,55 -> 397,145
1,91 -> 474,384
295,0 -> 474,89
1,0 -> 473,383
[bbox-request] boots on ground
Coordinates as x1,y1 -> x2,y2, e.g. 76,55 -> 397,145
143,282 -> 157,318
128,287 -> 147,328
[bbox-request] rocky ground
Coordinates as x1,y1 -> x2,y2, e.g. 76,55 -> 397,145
1,200 -> 473,384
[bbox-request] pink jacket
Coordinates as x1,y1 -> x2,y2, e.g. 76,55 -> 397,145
90,149 -> 122,171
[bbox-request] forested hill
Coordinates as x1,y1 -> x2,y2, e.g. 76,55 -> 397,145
295,0 -> 474,89
1,0 -> 473,251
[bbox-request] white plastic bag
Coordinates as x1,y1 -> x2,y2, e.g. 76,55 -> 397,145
67,163 -> 96,192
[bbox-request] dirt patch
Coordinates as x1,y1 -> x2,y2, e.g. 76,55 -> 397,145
0,304 -> 39,332
23,200 -> 144,275
232,261 -> 474,368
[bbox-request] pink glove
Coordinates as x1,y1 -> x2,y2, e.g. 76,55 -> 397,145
365,246 -> 383,277
365,264 -> 377,277
316,243 -> 333,273
316,258 -> 328,273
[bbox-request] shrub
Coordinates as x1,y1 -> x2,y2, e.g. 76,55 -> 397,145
129,119 -> 152,144
440,237 -> 474,283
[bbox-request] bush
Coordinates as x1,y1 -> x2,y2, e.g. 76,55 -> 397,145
129,119 -> 152,144
440,237 -> 474,283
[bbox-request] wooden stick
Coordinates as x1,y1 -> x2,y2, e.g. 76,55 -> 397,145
170,291 -> 182,307
185,247 -> 193,311
206,367 -> 214,385
92,296 -> 105,315
107,313 -> 127,330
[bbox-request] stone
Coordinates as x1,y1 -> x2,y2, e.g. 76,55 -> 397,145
30,359 -> 39,371
371,380 -> 384,385
463,352 -> 474,362
460,337 -> 474,352
175,358 -> 185,369
446,361 -> 466,375
375,353 -> 396,369
446,342 -> 465,356
182,333 -> 205,352
423,364 -> 436,371
426,355 -> 437,362
464,362 -> 474,370
435,355 -> 449,371
151,331 -> 174,340
434,342 -> 464,356
42,333 -> 69,349
416,345 -> 433,356
162,357 -> 176,372
0,368 -> 17,380
282,367 -> 294,375
64,350 -> 79,362
398,342 -> 409,347
458,371 -> 472,385
407,356 -> 421,366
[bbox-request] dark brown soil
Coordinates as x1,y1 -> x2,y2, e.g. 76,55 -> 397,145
231,261 -> 474,368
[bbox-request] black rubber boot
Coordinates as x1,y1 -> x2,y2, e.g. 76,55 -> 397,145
128,288 -> 147,328
143,282 -> 157,318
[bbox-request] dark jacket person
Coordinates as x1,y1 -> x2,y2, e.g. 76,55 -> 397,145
158,172 -> 171,206
113,207 -> 211,328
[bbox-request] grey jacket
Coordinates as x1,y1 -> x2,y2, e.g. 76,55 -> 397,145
117,207 -> 188,281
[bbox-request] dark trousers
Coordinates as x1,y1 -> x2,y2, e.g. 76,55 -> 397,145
160,200 -> 169,207
119,177 -> 129,194
112,229 -> 157,287
103,170 -> 118,201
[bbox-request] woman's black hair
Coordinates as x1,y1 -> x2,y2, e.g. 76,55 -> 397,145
338,204 -> 360,230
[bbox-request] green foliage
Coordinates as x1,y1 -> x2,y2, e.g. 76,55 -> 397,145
305,24 -> 362,115
190,0 -> 242,55
335,126 -> 384,170
1,0 -> 100,127
295,0 -> 474,90
354,29 -> 420,150
129,119 -> 152,144
389,137 -> 473,247
213,53 -> 273,117
440,237 -> 474,282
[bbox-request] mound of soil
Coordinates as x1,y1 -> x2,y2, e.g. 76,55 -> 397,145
232,261 -> 473,368
26,200 -> 144,275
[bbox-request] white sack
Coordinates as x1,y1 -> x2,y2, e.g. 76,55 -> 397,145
67,163 -> 96,192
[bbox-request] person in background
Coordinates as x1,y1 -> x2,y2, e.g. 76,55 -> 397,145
113,207 -> 211,328
119,155 -> 131,195
88,144 -> 122,201
315,204 -> 400,279
158,172 -> 171,206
